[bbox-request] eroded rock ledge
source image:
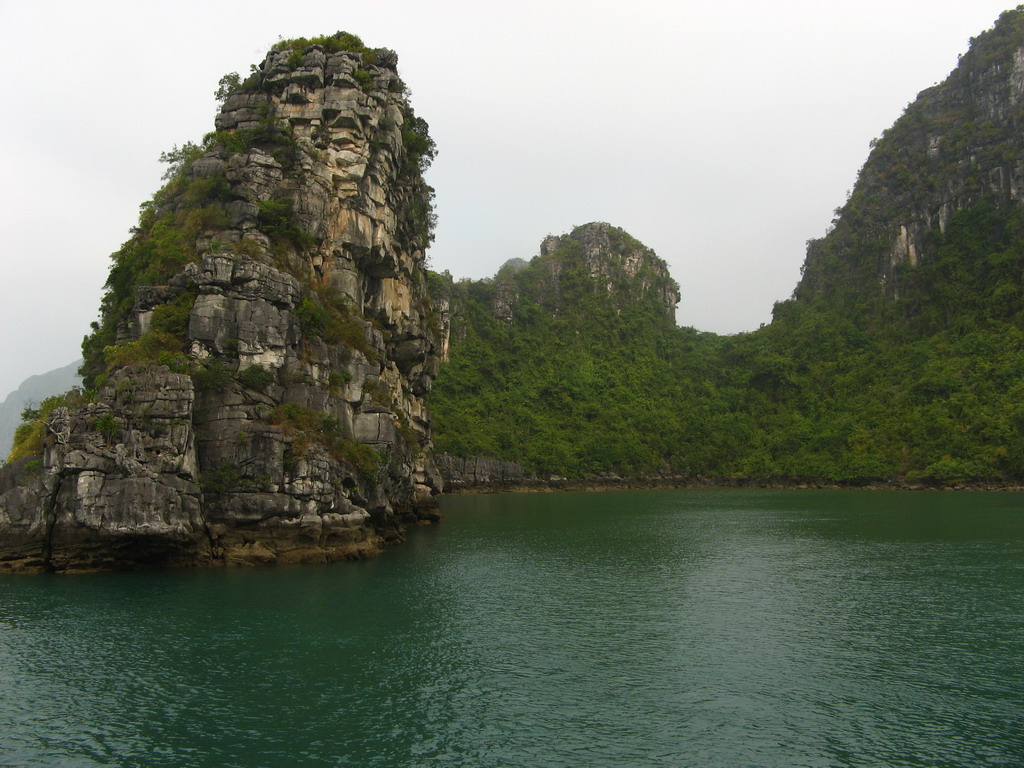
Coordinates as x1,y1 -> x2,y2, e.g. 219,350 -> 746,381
0,36 -> 442,572
0,255 -> 439,573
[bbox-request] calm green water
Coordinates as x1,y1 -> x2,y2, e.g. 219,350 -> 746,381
1,489 -> 1023,767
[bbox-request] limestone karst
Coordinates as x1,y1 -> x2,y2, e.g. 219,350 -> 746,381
0,34 -> 441,571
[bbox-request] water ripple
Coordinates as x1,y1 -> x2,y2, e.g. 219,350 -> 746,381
0,489 -> 1022,767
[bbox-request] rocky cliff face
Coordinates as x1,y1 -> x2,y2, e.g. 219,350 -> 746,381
433,454 -> 524,491
486,222 -> 679,327
0,34 -> 441,572
796,8 -> 1024,309
537,223 -> 680,320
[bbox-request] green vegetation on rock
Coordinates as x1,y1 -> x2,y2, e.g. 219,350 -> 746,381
272,31 -> 369,56
432,207 -> 1024,485
7,391 -> 88,463
269,402 -> 381,477
431,10 -> 1024,487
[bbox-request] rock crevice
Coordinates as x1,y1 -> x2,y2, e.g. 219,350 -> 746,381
0,35 -> 440,572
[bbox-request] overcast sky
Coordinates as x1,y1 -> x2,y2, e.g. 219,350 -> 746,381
0,0 -> 1015,399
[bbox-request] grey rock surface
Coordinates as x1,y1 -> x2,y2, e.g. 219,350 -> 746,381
434,453 -> 524,490
0,40 -> 440,572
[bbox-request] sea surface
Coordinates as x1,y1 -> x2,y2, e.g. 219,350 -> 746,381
1,489 -> 1022,767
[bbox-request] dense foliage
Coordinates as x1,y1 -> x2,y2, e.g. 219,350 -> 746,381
431,9 -> 1024,486
7,391 -> 88,464
430,202 -> 1024,485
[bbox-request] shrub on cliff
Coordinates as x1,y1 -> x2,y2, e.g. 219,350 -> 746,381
268,403 -> 381,477
7,391 -> 88,463
272,32 -> 367,55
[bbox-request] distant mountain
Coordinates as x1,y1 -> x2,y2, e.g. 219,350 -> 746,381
0,361 -> 81,459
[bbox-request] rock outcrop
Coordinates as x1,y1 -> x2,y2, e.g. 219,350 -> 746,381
0,34 -> 442,572
428,222 -> 682,482
486,222 -> 679,326
536,223 -> 680,321
796,8 -> 1024,307
433,454 -> 524,491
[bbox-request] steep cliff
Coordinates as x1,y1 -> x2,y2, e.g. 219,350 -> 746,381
795,8 -> 1024,333
0,33 -> 442,572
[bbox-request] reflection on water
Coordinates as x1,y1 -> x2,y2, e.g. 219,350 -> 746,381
1,489 -> 1022,767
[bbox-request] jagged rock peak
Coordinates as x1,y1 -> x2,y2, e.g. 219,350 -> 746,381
0,33 -> 442,573
794,7 -> 1024,310
198,32 -> 435,287
530,222 -> 680,321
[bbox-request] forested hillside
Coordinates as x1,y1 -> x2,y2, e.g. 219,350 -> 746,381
430,8 -> 1024,486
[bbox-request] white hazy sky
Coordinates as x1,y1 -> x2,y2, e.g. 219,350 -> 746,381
0,0 -> 1015,399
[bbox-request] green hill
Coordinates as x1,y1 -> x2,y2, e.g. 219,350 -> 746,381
430,8 -> 1024,486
